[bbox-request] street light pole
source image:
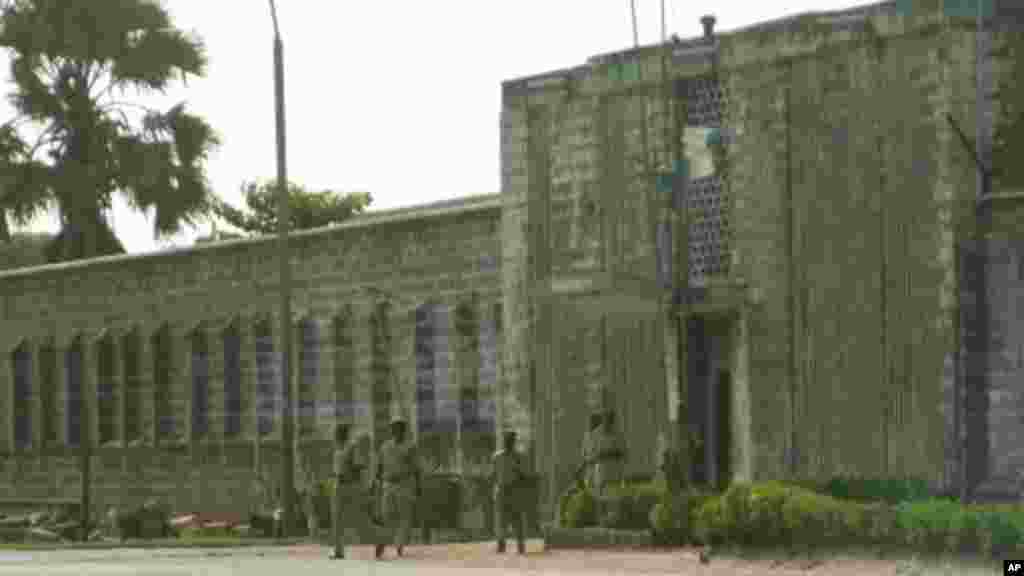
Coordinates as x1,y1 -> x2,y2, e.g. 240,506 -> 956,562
268,0 -> 295,538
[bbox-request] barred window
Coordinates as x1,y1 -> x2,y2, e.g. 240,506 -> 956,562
12,342 -> 31,450
66,337 -> 83,447
190,329 -> 209,439
223,322 -> 242,439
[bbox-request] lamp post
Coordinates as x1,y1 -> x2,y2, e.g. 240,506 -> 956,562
268,0 -> 295,538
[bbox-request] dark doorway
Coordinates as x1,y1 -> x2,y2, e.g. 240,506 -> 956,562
716,370 -> 732,491
684,314 -> 733,489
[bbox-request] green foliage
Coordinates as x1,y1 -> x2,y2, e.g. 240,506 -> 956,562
649,490 -> 691,546
599,482 -> 662,530
211,181 -> 372,236
0,0 -> 219,262
561,487 -> 598,529
820,476 -> 931,505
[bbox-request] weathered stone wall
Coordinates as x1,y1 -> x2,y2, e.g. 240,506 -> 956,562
501,0 -> 1009,505
0,194 -> 502,517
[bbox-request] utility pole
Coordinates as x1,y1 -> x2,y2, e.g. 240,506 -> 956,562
268,0 -> 294,538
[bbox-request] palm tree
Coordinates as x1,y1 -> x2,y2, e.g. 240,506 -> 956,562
0,0 -> 219,261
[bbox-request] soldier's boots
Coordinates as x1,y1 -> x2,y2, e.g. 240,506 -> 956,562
397,545 -> 404,557
375,544 -> 385,559
497,541 -> 506,554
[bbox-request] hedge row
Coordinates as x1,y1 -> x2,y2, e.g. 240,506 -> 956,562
562,480 -> 1024,558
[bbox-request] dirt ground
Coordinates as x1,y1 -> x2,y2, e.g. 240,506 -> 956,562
328,540 -> 1003,575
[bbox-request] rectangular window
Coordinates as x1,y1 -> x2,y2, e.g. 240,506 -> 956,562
97,336 -> 115,445
66,339 -> 83,447
121,331 -> 140,444
152,326 -> 174,441
415,303 -> 437,435
223,324 -> 242,439
254,321 -> 275,437
191,331 -> 209,439
39,343 -> 56,447
299,319 -> 318,437
12,343 -> 31,450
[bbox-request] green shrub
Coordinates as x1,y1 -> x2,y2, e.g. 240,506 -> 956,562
821,476 -> 931,505
561,488 -> 598,528
692,495 -> 728,546
650,491 -> 689,546
599,482 -> 663,531
896,500 -> 959,553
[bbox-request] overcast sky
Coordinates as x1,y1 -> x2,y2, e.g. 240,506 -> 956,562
7,0 -> 869,254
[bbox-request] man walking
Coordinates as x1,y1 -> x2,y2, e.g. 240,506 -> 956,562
375,417 -> 420,560
330,423 -> 369,560
491,429 -> 527,555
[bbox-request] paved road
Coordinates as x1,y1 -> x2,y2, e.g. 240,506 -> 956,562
0,541 -> 997,576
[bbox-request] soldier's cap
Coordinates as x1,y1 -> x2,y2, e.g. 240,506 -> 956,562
502,430 -> 517,438
389,417 -> 407,426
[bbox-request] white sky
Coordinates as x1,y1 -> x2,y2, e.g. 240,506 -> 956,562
7,0 -> 869,254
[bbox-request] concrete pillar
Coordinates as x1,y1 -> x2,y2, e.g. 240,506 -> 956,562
102,332 -> 122,447
329,306 -> 354,431
0,342 -> 14,454
232,316 -> 253,443
390,299 -> 415,442
294,317 -> 315,440
53,335 -> 68,449
135,325 -> 154,446
25,339 -> 42,453
83,334 -> 100,452
167,323 -> 188,447
207,321 -> 226,452
316,314 -> 336,440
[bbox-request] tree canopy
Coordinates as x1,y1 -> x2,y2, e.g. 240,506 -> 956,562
0,0 -> 219,261
210,180 -> 372,236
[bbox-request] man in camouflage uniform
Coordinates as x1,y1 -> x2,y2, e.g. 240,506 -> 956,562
375,417 -> 420,559
490,429 -> 527,555
582,411 -> 604,491
330,423 -> 372,559
592,409 -> 627,496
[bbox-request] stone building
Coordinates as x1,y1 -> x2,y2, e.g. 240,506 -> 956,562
1,0 -> 1023,523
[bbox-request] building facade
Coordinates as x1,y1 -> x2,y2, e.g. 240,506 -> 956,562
1,0 -> 1023,522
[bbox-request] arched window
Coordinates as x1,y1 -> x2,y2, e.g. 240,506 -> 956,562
190,328 -> 209,439
12,342 -> 31,451
223,321 -> 242,439
66,336 -> 83,447
152,325 -> 174,441
298,318 -> 319,437
97,334 -> 115,445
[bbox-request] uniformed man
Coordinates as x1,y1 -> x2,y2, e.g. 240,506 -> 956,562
375,417 -> 420,560
330,423 -> 371,559
490,429 -> 527,555
296,454 -> 319,540
592,409 -> 627,496
581,411 -> 605,491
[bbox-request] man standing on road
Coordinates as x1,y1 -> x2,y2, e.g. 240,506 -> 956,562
375,417 -> 420,560
330,423 -> 371,560
491,429 -> 527,555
